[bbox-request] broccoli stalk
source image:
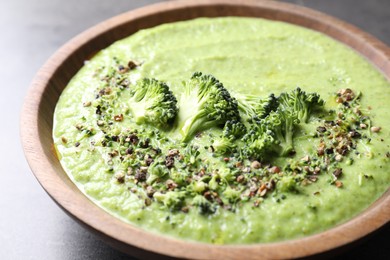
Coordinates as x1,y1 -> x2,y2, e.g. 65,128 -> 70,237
208,174 -> 220,190
129,78 -> 178,128
176,72 -> 240,142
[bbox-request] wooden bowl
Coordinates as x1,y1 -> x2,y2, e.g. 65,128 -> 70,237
21,0 -> 390,259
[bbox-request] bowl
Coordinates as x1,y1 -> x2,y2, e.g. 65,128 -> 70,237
21,0 -> 390,258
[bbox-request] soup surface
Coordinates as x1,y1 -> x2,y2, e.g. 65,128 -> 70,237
53,17 -> 390,244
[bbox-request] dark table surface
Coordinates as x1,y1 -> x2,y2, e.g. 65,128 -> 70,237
2,0 -> 389,259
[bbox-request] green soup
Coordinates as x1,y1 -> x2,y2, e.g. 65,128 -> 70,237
53,17 -> 390,244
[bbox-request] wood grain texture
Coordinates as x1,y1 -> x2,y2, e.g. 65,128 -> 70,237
20,0 -> 390,259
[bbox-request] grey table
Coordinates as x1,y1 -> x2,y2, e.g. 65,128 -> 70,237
1,0 -> 389,259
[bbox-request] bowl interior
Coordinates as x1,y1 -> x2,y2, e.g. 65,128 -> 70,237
22,0 -> 390,259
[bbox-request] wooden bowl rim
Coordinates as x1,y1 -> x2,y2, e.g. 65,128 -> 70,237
21,0 -> 390,259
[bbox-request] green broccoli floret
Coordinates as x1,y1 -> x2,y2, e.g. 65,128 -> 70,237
268,110 -> 300,156
212,137 -> 234,155
153,191 -> 186,210
243,120 -> 279,159
243,88 -> 324,158
212,120 -> 246,155
146,162 -> 169,185
176,72 -> 240,142
277,176 -> 299,193
218,168 -> 237,183
192,195 -> 216,215
222,186 -> 241,204
183,145 -> 200,166
222,120 -> 247,139
169,169 -> 190,186
278,87 -> 324,123
235,93 -> 278,122
188,181 -> 207,194
270,88 -> 324,155
244,106 -> 298,157
129,78 -> 178,128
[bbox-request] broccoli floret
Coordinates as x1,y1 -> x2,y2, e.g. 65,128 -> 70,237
243,120 -> 279,159
169,169 -> 190,186
153,191 -> 186,210
129,78 -> 178,128
277,176 -> 299,193
222,186 -> 241,204
146,162 -> 169,185
192,195 -> 216,215
270,88 -> 324,155
222,120 -> 247,139
235,93 -> 278,122
244,110 -> 297,158
268,109 -> 300,156
278,87 -> 324,123
176,72 -> 240,142
212,137 -> 235,155
183,145 -> 200,166
244,107 -> 298,157
218,168 -> 237,183
188,181 -> 207,194
212,120 -> 246,155
243,88 -> 324,158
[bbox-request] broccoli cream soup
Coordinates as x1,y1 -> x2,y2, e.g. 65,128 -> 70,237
53,17 -> 390,244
